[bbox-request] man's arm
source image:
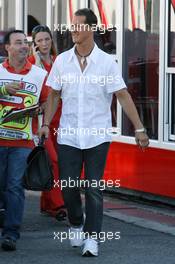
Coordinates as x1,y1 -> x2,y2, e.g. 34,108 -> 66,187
115,88 -> 149,148
38,88 -> 61,139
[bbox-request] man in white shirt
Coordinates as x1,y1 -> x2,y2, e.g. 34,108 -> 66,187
39,8 -> 149,257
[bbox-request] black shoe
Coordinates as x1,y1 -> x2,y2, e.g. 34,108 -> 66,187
55,209 -> 67,221
0,209 -> 5,228
1,237 -> 16,251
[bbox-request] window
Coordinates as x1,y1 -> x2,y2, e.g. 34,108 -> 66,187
28,0 -> 46,35
0,0 -> 16,31
122,0 -> 159,139
52,1 -> 118,127
0,0 -> 17,57
171,76 -> 175,137
166,74 -> 175,141
89,0 -> 116,54
89,0 -> 118,127
165,1 -> 175,141
168,0 -> 175,67
54,0 -> 117,55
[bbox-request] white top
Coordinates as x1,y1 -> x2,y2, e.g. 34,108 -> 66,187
46,44 -> 126,149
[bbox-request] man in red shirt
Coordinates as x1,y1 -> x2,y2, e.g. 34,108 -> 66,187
0,30 -> 48,251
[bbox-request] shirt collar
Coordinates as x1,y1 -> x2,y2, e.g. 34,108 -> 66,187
68,43 -> 99,64
2,58 -> 32,74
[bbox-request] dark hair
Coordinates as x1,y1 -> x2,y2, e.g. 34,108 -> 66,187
32,25 -> 52,40
32,25 -> 56,56
74,8 -> 98,26
4,30 -> 25,44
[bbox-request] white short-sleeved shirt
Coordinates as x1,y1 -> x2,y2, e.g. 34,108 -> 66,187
46,44 -> 126,149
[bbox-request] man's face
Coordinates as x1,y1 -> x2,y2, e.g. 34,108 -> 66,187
5,33 -> 29,60
71,15 -> 92,44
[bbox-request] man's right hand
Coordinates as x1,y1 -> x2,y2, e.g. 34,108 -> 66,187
38,125 -> 50,139
5,82 -> 22,95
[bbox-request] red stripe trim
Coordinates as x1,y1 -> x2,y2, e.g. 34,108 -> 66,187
69,0 -> 73,22
97,0 -> 108,26
130,0 -> 136,30
172,0 -> 175,10
144,0 -> 147,10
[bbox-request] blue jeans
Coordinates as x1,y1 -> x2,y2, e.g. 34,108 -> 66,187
0,147 -> 31,240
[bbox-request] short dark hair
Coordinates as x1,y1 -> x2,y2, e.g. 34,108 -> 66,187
74,8 -> 98,26
4,29 -> 25,44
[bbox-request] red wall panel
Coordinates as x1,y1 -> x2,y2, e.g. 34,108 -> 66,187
103,142 -> 175,198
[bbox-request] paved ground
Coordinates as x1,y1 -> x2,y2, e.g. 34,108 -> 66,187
103,194 -> 175,236
0,191 -> 175,264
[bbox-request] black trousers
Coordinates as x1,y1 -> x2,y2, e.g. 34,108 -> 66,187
57,142 -> 110,234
